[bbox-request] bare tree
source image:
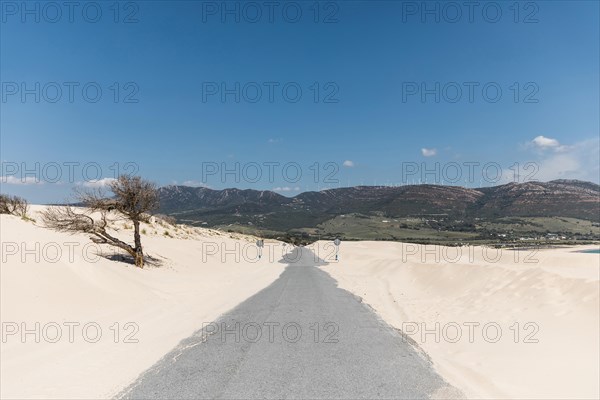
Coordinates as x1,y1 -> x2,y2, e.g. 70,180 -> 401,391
42,176 -> 159,268
0,194 -> 29,217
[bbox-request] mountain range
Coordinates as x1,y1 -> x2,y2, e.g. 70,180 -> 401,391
157,180 -> 600,243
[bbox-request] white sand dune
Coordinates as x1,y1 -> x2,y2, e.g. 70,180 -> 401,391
2,207 -> 599,399
1,206 -> 286,399
319,241 -> 600,399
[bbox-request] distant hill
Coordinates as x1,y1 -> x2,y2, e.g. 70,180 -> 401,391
474,180 -> 599,220
158,186 -> 290,214
157,180 -> 600,243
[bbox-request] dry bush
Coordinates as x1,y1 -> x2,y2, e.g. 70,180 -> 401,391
0,194 -> 29,217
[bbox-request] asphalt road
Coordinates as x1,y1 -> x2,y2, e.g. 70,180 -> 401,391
119,247 -> 460,399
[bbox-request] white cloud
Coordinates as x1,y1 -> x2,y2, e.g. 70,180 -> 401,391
0,176 -> 44,185
273,186 -> 301,192
182,180 -> 210,188
267,138 -> 282,144
517,137 -> 599,183
79,178 -> 116,188
342,160 -> 355,168
531,135 -> 562,150
421,148 -> 437,157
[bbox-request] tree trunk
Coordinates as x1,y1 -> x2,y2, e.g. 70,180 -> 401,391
134,249 -> 144,268
133,219 -> 144,268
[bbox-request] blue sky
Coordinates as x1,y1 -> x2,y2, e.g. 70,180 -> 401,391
1,0 -> 599,203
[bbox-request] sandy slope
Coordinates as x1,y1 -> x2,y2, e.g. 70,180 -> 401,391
319,241 -> 600,399
0,206 -> 286,399
3,206 -> 598,399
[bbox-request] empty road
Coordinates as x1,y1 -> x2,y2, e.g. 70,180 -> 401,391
119,247 -> 459,399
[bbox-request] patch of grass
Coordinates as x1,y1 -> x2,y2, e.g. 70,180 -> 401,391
478,216 -> 600,235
